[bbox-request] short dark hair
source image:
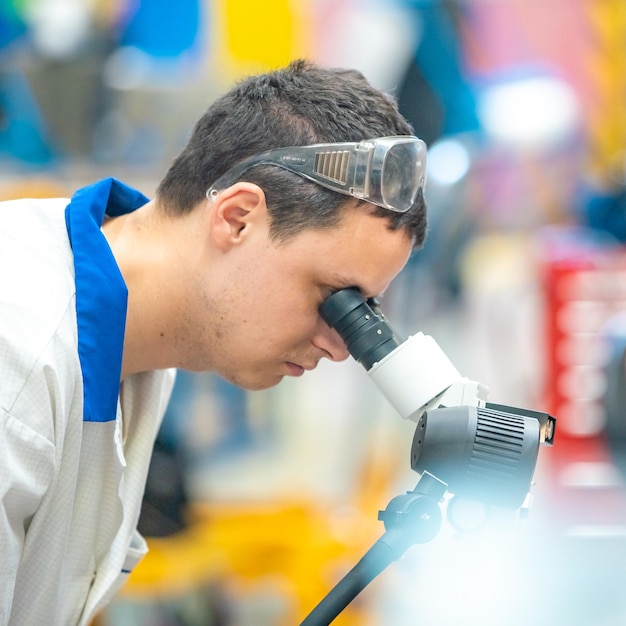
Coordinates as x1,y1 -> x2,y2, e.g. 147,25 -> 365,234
156,59 -> 427,246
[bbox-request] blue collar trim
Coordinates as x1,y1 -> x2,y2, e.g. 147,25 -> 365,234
65,178 -> 149,422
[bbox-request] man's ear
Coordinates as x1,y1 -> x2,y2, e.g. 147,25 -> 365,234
208,182 -> 268,250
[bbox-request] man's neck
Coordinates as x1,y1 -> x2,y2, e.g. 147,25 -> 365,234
103,199 -> 212,379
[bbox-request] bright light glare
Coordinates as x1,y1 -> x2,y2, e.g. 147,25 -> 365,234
377,530 -> 531,625
25,0 -> 90,59
478,76 -> 580,148
427,139 -> 471,185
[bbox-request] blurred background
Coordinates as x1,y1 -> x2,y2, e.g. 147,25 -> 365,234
3,0 -> 626,624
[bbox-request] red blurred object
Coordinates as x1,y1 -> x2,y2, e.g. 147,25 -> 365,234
538,230 -> 626,529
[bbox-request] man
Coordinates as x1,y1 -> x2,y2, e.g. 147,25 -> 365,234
0,59 -> 427,625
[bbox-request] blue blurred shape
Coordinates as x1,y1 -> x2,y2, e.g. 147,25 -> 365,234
119,0 -> 203,58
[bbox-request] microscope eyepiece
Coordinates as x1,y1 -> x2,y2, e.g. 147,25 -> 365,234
320,288 -> 401,370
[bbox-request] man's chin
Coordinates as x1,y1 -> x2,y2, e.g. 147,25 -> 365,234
229,373 -> 284,392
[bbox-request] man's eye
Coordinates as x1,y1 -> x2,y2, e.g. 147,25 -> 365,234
321,289 -> 337,304
320,286 -> 347,308
325,286 -> 342,297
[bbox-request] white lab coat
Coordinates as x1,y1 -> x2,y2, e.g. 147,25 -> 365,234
0,183 -> 175,625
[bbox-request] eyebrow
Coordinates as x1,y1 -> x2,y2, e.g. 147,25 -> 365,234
329,273 -> 381,300
329,273 -> 359,289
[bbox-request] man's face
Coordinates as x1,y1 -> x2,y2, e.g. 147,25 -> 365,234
188,203 -> 413,390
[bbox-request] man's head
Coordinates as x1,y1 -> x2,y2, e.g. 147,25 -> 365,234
156,59 -> 427,247
144,60 -> 426,389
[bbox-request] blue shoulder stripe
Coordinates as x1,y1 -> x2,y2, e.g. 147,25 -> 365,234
64,178 -> 149,422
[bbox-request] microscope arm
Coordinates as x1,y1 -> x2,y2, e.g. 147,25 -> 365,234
367,332 -> 489,422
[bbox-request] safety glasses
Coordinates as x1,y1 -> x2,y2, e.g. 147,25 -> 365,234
206,135 -> 427,213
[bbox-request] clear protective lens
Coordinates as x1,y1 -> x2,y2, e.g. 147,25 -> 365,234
381,141 -> 423,212
207,136 -> 426,213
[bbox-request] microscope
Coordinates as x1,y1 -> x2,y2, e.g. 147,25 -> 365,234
300,288 -> 556,626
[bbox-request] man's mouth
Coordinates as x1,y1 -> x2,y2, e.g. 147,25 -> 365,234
285,361 -> 315,377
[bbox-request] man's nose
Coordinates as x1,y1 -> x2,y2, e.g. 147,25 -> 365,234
314,324 -> 350,362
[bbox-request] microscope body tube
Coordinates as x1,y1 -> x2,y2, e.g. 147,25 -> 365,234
367,332 -> 488,421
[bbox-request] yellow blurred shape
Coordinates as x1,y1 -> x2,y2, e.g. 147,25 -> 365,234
584,0 -> 626,183
0,179 -> 70,201
118,455 -> 403,624
211,0 -> 312,78
121,499 -> 380,625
